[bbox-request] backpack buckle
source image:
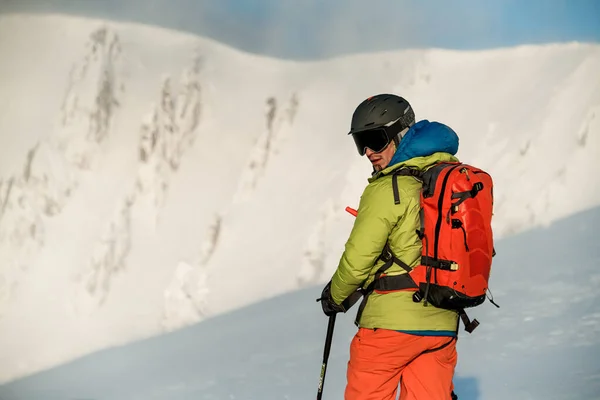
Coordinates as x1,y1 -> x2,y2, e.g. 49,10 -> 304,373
470,182 -> 484,197
380,249 -> 392,262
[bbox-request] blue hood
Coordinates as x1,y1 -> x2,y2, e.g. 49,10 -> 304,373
389,119 -> 459,166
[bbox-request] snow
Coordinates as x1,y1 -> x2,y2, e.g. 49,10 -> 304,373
0,205 -> 599,399
0,12 -> 599,389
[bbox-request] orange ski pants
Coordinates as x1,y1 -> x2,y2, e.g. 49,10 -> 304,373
345,328 -> 457,400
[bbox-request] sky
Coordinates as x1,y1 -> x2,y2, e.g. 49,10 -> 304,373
1,0 -> 599,59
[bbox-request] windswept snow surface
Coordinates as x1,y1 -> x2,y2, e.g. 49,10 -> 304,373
0,13 -> 599,383
0,206 -> 599,399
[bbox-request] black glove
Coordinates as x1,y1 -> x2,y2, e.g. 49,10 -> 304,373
318,281 -> 347,317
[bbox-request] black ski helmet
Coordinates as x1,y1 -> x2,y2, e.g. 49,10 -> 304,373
348,94 -> 415,147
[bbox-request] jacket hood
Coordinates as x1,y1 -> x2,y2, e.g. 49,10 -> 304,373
390,119 -> 459,166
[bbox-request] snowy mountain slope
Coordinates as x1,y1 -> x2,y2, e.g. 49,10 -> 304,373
0,13 -> 599,383
0,205 -> 598,400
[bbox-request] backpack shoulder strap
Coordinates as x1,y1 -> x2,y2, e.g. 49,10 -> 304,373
391,167 -> 424,204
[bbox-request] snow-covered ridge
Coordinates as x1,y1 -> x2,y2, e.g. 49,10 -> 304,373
0,13 -> 599,383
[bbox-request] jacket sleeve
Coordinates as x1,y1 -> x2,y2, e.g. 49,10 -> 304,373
330,179 -> 403,304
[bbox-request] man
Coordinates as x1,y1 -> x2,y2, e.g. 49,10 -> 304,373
320,94 -> 460,400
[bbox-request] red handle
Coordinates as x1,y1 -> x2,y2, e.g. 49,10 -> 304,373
345,206 -> 357,217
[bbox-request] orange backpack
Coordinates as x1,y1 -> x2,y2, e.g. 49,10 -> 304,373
354,162 -> 498,333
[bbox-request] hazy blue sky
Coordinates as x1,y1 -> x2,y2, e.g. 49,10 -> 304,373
1,0 -> 599,59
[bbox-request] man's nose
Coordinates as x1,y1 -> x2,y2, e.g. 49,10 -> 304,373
364,147 -> 374,157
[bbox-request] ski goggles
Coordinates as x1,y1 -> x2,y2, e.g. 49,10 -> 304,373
350,117 -> 408,156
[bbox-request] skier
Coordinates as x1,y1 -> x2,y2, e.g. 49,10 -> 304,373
320,94 -> 460,400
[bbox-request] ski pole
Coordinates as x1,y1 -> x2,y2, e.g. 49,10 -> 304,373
316,314 -> 336,400
315,206 -> 355,399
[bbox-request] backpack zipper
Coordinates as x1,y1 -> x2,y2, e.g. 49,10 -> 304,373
433,165 -> 460,259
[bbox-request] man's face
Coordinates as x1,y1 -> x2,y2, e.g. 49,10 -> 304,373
365,141 -> 397,172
